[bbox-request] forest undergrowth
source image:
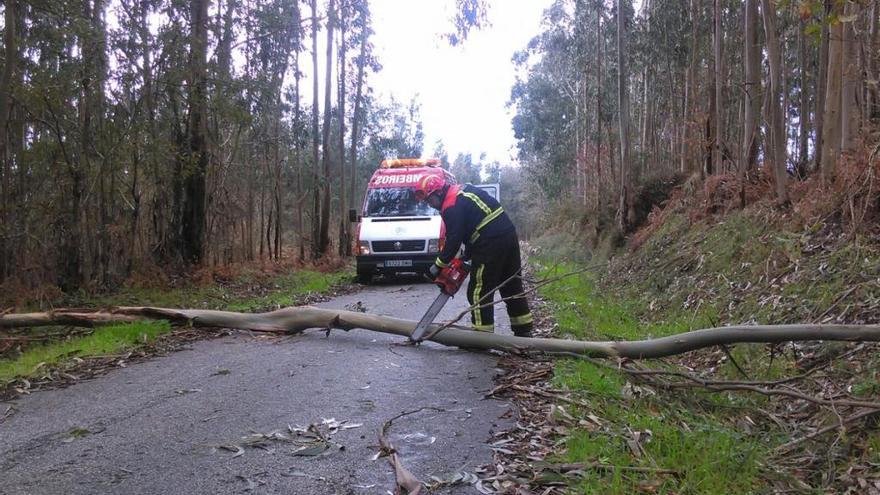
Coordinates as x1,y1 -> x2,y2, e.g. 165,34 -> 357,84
0,257 -> 355,399
513,149 -> 880,494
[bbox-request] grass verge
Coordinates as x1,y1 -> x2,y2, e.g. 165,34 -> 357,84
2,267 -> 354,384
537,260 -> 766,494
0,321 -> 172,383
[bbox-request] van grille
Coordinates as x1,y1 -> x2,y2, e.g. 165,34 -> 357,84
372,240 -> 425,252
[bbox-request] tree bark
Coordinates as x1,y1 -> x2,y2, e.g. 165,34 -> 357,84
318,0 -> 336,257
741,0 -> 761,177
797,15 -> 811,175
616,0 -> 632,233
820,2 -> 844,182
840,2 -> 860,152
761,0 -> 789,203
814,0 -> 831,172
4,307 -> 880,360
595,2 -> 603,218
337,6 -> 348,257
681,0 -> 699,176
867,1 -> 879,120
182,0 -> 209,264
713,0 -> 724,174
0,0 -> 17,282
349,28 -> 367,243
310,0 -> 322,258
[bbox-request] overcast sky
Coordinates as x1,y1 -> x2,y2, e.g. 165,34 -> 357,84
368,0 -> 554,165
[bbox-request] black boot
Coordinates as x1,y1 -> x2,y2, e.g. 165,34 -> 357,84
512,324 -> 533,338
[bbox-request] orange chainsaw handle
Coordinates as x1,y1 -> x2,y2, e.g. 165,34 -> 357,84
435,258 -> 471,296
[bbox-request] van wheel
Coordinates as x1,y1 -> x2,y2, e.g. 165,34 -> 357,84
356,272 -> 372,284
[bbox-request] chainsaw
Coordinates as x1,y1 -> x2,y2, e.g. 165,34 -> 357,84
409,258 -> 471,342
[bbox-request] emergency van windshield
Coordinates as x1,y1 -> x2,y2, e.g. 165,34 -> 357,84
364,187 -> 439,217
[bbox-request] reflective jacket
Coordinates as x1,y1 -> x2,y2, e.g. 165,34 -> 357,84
435,184 -> 515,267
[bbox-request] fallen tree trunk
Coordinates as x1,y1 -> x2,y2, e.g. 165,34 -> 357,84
2,306 -> 880,359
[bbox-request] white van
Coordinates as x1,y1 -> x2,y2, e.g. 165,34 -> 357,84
350,159 -> 457,283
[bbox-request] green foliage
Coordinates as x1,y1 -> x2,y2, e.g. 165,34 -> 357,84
535,206 -> 880,492
450,152 -> 483,184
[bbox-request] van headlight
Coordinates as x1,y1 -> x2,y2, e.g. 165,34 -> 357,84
427,239 -> 440,253
359,241 -> 371,255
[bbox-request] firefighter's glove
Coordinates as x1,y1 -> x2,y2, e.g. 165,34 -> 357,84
429,264 -> 441,280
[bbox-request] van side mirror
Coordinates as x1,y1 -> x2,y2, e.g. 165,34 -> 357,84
348,209 -> 359,223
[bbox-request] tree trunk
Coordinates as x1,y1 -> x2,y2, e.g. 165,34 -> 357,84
181,0 -> 209,264
741,0 -> 761,177
0,0 -> 17,282
293,46 -> 305,261
310,0 -> 322,258
4,307 -> 880,360
761,0 -> 789,203
616,0 -> 632,233
337,7 -> 348,257
797,15 -> 811,175
595,2 -> 603,218
681,0 -> 699,175
867,1 -> 878,120
713,0 -> 724,175
840,2 -> 860,152
820,2 -> 844,182
318,0 -> 336,257
349,30 -> 368,244
814,0 -> 830,172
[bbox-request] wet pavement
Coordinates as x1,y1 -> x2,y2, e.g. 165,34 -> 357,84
0,276 -> 515,494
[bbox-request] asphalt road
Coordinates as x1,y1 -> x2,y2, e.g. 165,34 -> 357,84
0,276 -> 515,494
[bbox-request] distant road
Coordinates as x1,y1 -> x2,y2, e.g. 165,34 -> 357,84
0,277 -> 514,494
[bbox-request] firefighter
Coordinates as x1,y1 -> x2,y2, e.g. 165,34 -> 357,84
415,175 -> 533,338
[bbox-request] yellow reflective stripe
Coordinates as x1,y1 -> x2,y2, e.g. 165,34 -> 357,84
435,258 -> 448,267
469,207 -> 504,243
472,264 -> 485,327
460,191 -> 492,215
472,324 -> 494,332
510,313 -> 533,326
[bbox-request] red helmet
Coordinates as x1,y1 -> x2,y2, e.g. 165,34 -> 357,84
415,174 -> 446,201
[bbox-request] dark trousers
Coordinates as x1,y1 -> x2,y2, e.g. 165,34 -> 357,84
467,231 -> 533,336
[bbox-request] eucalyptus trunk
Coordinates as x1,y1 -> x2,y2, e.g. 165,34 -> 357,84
310,0 -> 321,258
337,8 -> 348,257
761,0 -> 789,203
0,0 -> 17,282
712,0 -> 724,174
318,0 -> 336,257
820,2 -> 844,181
741,0 -> 761,177
616,0 -> 632,232
181,0 -> 209,264
349,32 -> 367,230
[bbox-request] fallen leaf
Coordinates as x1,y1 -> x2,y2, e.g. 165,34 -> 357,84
292,443 -> 330,456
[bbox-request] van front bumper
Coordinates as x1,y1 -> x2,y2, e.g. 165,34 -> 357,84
356,254 -> 436,276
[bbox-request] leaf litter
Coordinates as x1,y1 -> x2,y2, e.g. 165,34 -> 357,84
211,418 -> 362,459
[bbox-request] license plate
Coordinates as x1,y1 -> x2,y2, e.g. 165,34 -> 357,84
384,260 -> 412,268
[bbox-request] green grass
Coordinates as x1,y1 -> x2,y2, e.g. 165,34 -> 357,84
564,408 -> 764,494
2,268 -> 353,383
0,321 -> 171,383
535,253 -> 766,493
532,207 -> 880,493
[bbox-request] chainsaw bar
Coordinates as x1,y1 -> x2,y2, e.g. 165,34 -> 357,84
410,292 -> 451,342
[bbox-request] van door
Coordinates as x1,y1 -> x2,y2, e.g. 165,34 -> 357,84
474,183 -> 500,201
